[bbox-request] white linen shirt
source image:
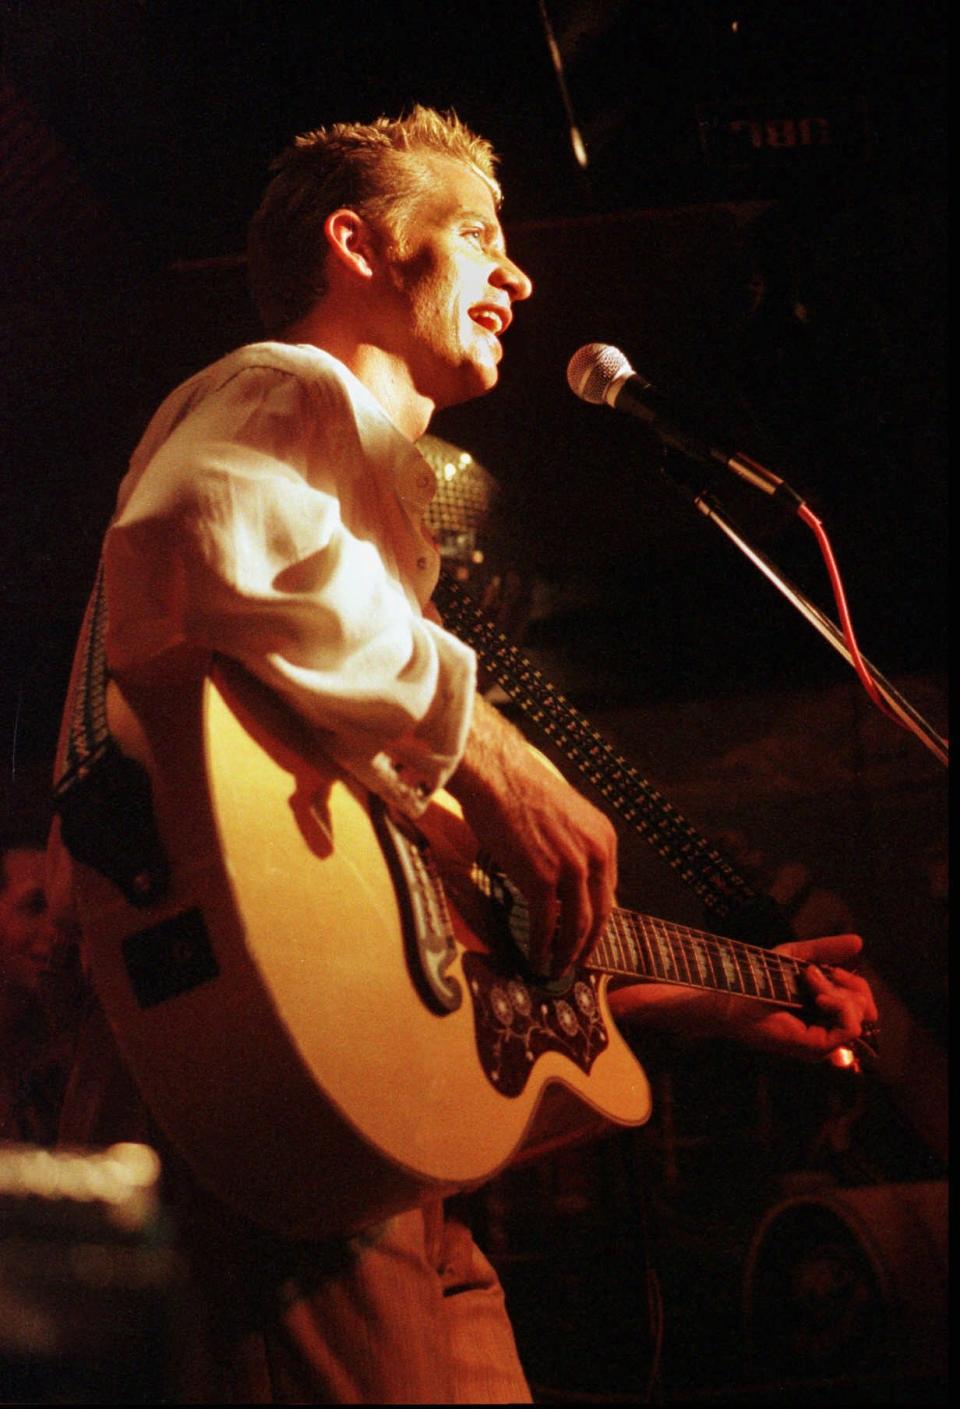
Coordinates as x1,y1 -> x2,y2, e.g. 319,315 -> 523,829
101,341 -> 477,815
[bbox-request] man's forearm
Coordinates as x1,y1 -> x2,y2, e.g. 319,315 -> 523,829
446,692 -> 532,807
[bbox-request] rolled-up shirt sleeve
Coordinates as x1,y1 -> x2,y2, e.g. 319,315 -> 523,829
102,351 -> 476,815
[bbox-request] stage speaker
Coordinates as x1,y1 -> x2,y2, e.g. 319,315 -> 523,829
743,1180 -> 946,1402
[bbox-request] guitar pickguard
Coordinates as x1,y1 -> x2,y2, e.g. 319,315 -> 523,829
375,804 -> 462,1014
463,956 -> 609,1097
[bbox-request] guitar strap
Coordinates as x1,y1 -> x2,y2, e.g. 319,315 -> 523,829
433,570 -> 795,946
49,559 -> 790,943
51,563 -> 169,908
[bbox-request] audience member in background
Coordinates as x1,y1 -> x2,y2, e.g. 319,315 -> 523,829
1,838 -> 82,1143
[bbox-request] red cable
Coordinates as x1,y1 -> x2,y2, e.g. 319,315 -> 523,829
797,502 -> 946,744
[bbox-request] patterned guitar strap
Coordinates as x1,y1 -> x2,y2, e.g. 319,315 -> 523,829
432,569 -> 795,947
51,562 -> 169,908
50,560 -> 790,944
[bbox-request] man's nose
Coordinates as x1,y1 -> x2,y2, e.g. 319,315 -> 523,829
491,255 -> 533,303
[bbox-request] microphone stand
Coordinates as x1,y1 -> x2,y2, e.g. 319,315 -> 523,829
658,457 -> 948,770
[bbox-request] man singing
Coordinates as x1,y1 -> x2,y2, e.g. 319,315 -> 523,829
50,107 -> 875,1403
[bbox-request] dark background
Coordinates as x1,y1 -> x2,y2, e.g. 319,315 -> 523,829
0,4 -> 948,1401
1,1 -> 947,761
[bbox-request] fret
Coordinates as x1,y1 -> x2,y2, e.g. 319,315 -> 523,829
580,902 -> 808,1013
634,919 -> 658,982
593,924 -> 619,975
727,945 -> 748,996
686,934 -> 716,988
607,911 -> 631,973
771,954 -> 804,1005
667,927 -> 695,988
627,914 -> 648,974
716,943 -> 741,993
616,912 -> 642,974
591,932 -> 613,972
649,922 -> 678,982
759,950 -> 790,1003
741,945 -> 767,997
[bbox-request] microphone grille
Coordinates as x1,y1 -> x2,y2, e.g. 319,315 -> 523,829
566,343 -> 632,405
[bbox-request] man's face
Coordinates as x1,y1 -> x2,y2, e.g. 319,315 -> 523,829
375,154 -> 532,408
0,848 -> 53,993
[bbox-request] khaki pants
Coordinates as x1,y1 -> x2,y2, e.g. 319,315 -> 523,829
60,1005 -> 531,1404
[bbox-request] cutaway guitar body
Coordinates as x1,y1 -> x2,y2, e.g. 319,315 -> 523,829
74,657 -> 651,1241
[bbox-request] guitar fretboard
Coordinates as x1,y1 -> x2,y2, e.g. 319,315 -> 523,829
592,909 -> 805,1008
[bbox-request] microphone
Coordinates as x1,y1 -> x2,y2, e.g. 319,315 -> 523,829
567,343 -> 803,511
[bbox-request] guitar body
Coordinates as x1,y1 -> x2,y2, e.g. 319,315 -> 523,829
74,657 -> 650,1240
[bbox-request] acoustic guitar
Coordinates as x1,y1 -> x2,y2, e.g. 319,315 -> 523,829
74,656 -> 855,1241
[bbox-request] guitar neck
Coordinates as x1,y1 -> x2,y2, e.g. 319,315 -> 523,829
590,908 -> 806,1010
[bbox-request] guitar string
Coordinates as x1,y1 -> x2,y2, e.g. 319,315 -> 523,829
592,908 -> 805,1005
628,923 -> 800,994
476,854 -> 806,1005
435,577 -> 895,1048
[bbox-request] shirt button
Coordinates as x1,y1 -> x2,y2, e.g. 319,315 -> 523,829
417,556 -> 428,570
417,472 -> 434,490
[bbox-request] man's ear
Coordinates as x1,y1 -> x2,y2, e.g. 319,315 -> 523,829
323,209 -> 378,280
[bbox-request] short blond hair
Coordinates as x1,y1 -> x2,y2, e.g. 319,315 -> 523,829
247,105 -> 501,335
